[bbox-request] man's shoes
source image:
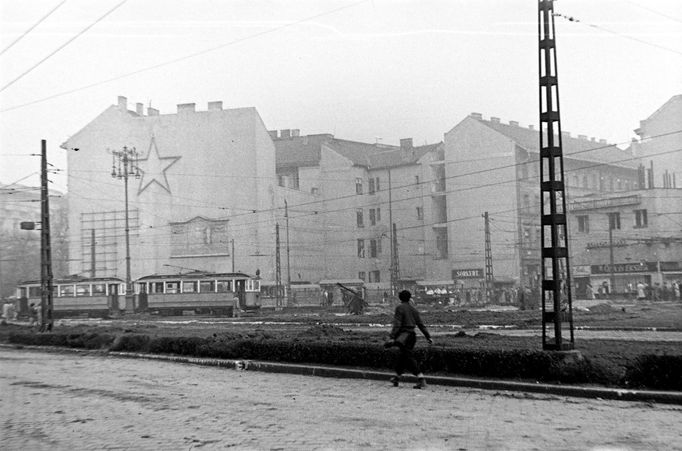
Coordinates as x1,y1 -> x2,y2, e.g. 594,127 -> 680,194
390,376 -> 399,387
413,378 -> 427,389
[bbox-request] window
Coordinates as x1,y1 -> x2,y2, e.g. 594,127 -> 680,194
217,280 -> 233,292
370,239 -> 380,258
523,194 -> 530,210
415,175 -> 420,185
152,282 -> 164,293
416,206 -> 424,220
376,207 -> 381,222
311,187 -> 319,195
369,270 -> 381,283
375,177 -> 380,191
355,177 -> 363,194
200,280 -> 215,293
358,271 -> 366,282
608,212 -> 621,230
76,284 -> 90,296
634,209 -> 648,228
582,175 -> 588,189
59,285 -> 74,297
369,208 -> 376,226
577,215 -> 589,233
356,209 -> 364,228
165,281 -> 180,294
92,284 -> 106,295
368,178 -> 375,194
357,239 -> 365,258
182,281 -> 197,293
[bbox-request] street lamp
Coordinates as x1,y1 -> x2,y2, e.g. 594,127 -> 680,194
111,146 -> 140,313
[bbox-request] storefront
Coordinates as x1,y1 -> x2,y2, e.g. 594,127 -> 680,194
589,262 -> 657,296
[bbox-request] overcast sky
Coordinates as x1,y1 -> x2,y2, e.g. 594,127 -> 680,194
1,0 -> 681,192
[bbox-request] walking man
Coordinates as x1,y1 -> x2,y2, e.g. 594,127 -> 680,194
386,290 -> 433,389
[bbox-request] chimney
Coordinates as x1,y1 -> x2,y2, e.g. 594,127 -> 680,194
291,129 -> 300,137
177,103 -> 195,114
117,96 -> 127,110
599,139 -> 607,144
528,124 -> 535,130
578,134 -> 587,140
268,130 -> 279,139
400,138 -> 413,150
590,137 -> 596,142
509,121 -> 519,127
135,103 -> 144,115
280,129 -> 291,139
470,112 -> 483,120
490,117 -> 500,123
148,107 -> 159,116
208,101 -> 223,111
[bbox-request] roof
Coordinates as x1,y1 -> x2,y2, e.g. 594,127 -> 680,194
274,134 -> 332,168
275,133 -> 443,170
472,117 -> 638,169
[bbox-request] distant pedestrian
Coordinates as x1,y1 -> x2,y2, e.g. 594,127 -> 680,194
29,303 -> 38,326
385,290 -> 433,389
636,282 -> 646,301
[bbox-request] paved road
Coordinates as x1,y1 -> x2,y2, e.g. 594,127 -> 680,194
1,348 -> 681,450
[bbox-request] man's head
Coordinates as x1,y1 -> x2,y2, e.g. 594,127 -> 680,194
398,290 -> 412,302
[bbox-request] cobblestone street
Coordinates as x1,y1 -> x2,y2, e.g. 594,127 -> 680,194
1,347 -> 681,450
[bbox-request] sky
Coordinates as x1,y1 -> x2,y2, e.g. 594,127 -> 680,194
1,0 -> 681,193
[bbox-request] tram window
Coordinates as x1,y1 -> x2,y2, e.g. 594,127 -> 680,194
28,287 -> 41,297
150,282 -> 163,293
60,285 -> 75,297
217,280 -> 233,292
18,287 -> 27,298
246,280 -> 260,291
182,281 -> 197,293
92,284 -> 106,295
136,283 -> 147,294
200,281 -> 215,293
76,284 -> 90,296
165,281 -> 180,294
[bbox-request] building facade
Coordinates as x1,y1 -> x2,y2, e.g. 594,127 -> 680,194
569,189 -> 682,297
63,97 -> 277,284
443,113 -> 641,289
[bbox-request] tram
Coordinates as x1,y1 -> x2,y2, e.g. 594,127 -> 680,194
135,271 -> 261,316
16,277 -> 125,318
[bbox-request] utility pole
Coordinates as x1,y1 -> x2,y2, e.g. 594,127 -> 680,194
388,169 -> 396,295
90,228 -> 96,278
483,212 -> 493,303
538,0 -> 574,350
284,199 -> 291,305
231,238 -> 235,273
608,216 -> 616,295
111,146 -> 139,313
275,223 -> 282,309
39,140 -> 54,332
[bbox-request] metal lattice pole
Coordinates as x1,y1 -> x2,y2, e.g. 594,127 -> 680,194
483,212 -> 494,303
538,0 -> 574,350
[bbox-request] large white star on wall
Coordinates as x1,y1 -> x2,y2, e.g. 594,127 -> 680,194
137,136 -> 181,195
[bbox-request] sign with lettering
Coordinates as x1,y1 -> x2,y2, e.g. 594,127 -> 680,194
586,239 -> 627,249
590,262 -> 657,274
569,194 -> 640,212
452,268 -> 484,279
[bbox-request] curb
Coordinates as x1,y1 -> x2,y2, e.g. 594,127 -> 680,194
3,343 -> 682,405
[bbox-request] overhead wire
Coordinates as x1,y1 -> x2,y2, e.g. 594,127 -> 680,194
0,0 -> 370,112
0,0 -> 67,56
0,0 -> 129,93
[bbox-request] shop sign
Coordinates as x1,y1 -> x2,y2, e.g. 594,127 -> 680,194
591,262 -> 657,274
569,194 -> 640,212
586,239 -> 627,249
452,268 -> 483,279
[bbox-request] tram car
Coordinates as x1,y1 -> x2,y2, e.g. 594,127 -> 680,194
16,277 -> 125,318
259,281 -> 323,309
135,271 -> 261,316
